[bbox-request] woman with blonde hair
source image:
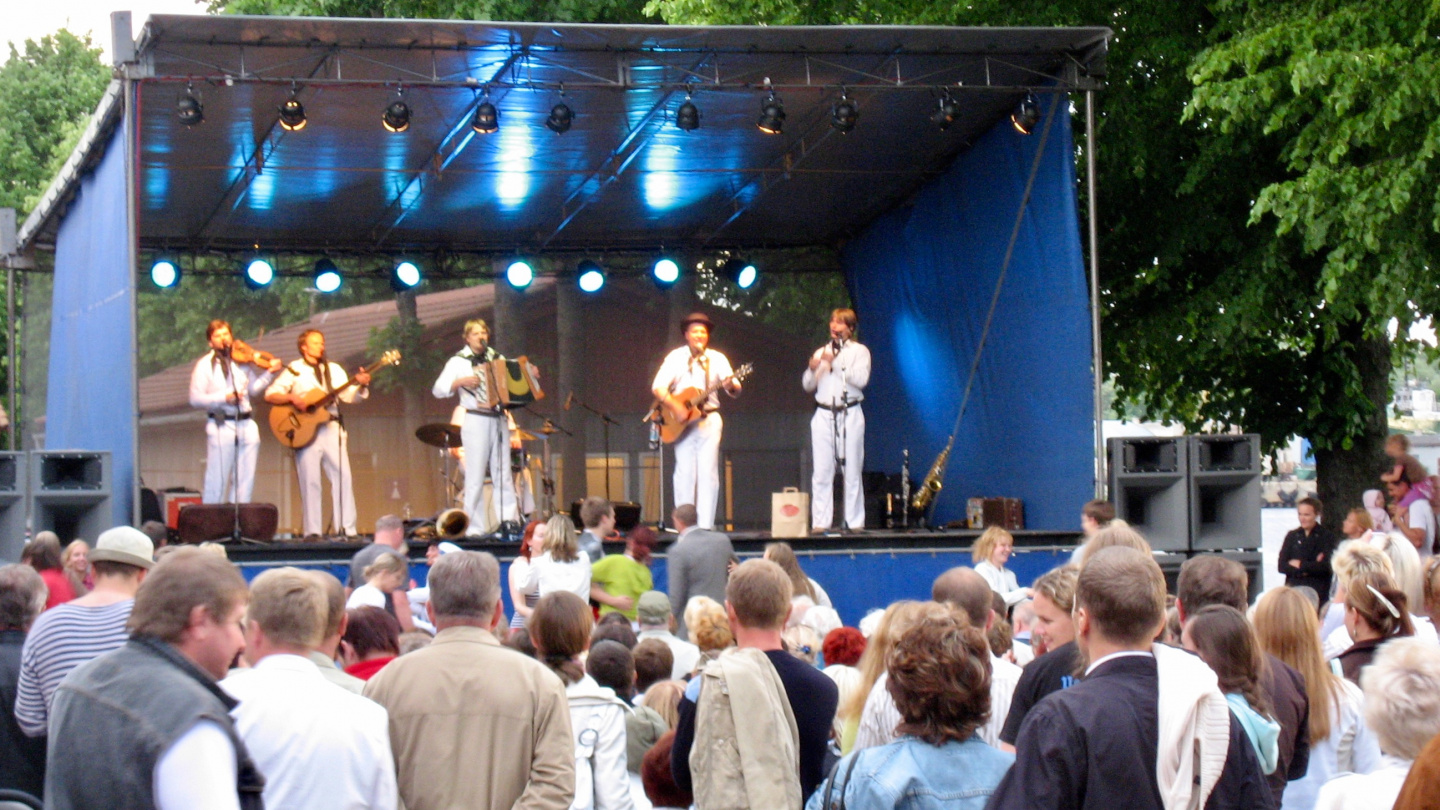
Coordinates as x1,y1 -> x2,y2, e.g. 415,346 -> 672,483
1253,586 -> 1381,810
640,679 -> 686,729
1336,571 -> 1415,683
523,513 -> 592,602
764,542 -> 831,607
972,527 -> 1031,607
683,596 -> 733,667
1323,541 -> 1436,657
1372,531 -> 1427,620
345,551 -> 416,631
62,540 -> 92,596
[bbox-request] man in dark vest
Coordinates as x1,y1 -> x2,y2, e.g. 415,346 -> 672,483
45,547 -> 264,810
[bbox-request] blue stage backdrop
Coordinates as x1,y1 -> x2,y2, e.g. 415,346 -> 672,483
47,128 -> 135,527
844,94 -> 1094,531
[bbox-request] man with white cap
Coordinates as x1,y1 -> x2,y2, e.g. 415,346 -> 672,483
14,526 -> 154,737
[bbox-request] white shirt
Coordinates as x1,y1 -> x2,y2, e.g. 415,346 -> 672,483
190,351 -> 276,418
853,654 -> 1021,750
431,348 -> 500,411
1315,755 -> 1412,810
220,653 -> 397,810
1406,499 -> 1436,560
637,628 -> 701,680
523,551 -> 593,602
154,719 -> 240,810
1323,613 -> 1439,659
651,347 -> 734,411
975,560 -> 1029,607
801,339 -> 871,407
1280,677 -> 1382,810
265,358 -> 367,416
347,584 -> 387,611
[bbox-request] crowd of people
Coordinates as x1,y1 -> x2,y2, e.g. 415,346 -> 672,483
4,465 -> 1440,809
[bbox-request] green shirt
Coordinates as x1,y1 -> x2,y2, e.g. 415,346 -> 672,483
590,554 -> 652,622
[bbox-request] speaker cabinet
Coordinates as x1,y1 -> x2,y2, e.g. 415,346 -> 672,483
177,503 -> 279,544
1108,438 -> 1190,552
29,451 -> 111,545
1189,435 -> 1262,551
0,452 -> 27,561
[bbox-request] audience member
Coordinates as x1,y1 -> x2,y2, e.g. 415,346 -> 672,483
1177,554 -> 1310,805
1363,489 -> 1394,533
807,610 -> 1014,810
0,564 -> 47,797
139,519 -> 170,548
396,630 -> 432,655
1371,530 -> 1428,620
578,496 -> 615,564
1321,540 -> 1397,649
305,570 -> 366,694
26,532 -> 75,609
1069,499 -> 1116,563
821,663 -> 861,744
842,601 -> 923,754
1316,638 -> 1440,809
1182,606 -> 1281,777
1279,497 -> 1340,597
531,591 -> 634,810
989,546 -> 1272,810
672,559 -> 839,804
505,626 -> 538,658
508,519 -> 545,633
765,541 -> 832,608
783,624 -> 822,665
1074,520 -> 1151,568
666,504 -> 735,637
1394,728 -> 1440,810
973,527 -> 1031,607
524,513 -> 593,602
1252,586 -> 1380,810
1385,457 -> 1436,561
1340,507 -> 1374,542
587,639 -> 667,790
340,605 -> 401,680
348,514 -> 406,591
220,568 -> 396,809
822,626 -> 865,667
593,611 -> 639,649
15,526 -> 154,737
1009,599 -> 1036,665
634,638 -> 676,693
406,539 -> 459,634
1336,570 -> 1414,682
347,551 -> 415,631
999,565 -> 1080,748
364,551 -> 574,809
45,547 -> 263,809
635,591 -> 700,679
684,595 -> 733,667
641,679 -> 686,729
1424,556 -> 1440,631
641,730 -> 691,810
592,526 -> 658,623
61,540 -> 91,596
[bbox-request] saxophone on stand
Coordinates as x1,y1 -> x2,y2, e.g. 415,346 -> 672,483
911,436 -> 955,525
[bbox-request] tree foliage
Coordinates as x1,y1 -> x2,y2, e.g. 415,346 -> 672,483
213,0 -> 657,24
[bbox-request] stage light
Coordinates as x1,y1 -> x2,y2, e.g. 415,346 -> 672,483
757,93 -> 786,135
830,94 -> 858,133
676,97 -> 700,132
314,258 -> 343,293
576,259 -> 606,293
150,257 -> 180,289
390,259 -> 422,291
930,94 -> 959,131
505,260 -> 534,289
383,89 -> 411,133
1011,92 -> 1040,135
471,98 -> 499,135
652,257 -> 681,286
278,84 -> 306,132
724,258 -> 758,290
242,256 -> 274,289
176,84 -> 203,127
546,102 -> 574,134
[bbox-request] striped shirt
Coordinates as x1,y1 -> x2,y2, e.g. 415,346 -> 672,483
14,600 -> 133,736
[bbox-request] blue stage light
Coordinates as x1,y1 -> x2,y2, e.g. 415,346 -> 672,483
506,260 -> 534,289
653,257 -> 680,286
724,258 -> 759,290
577,259 -> 606,293
391,260 -> 422,291
150,258 -> 180,289
314,258 -> 343,293
242,256 -> 275,289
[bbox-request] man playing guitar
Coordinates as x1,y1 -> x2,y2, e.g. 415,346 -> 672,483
651,312 -> 741,529
264,329 -> 370,538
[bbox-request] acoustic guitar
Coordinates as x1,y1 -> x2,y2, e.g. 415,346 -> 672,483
651,362 -> 753,444
268,350 -> 401,449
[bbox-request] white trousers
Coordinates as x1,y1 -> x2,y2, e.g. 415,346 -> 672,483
673,412 -> 722,529
202,418 -> 261,504
463,411 -> 517,532
295,421 -> 357,536
811,406 -> 866,530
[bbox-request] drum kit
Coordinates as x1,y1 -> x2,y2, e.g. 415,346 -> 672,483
412,418 -> 565,518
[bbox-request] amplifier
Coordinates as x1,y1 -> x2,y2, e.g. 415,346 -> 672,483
967,497 -> 1025,530
177,503 -> 278,544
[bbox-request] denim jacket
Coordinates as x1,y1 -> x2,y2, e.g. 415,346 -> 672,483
806,735 -> 1013,810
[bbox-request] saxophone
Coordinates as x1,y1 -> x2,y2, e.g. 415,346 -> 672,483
911,437 -> 954,512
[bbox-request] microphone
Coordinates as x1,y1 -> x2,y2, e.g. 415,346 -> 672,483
831,338 -> 843,354
565,391 -> 575,411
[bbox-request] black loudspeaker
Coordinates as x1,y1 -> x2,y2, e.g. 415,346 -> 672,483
1189,434 -> 1262,551
177,503 -> 279,544
29,452 -> 111,545
568,500 -> 643,532
0,452 -> 28,562
1108,438 -> 1190,552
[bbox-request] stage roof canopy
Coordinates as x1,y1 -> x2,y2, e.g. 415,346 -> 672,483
19,16 -> 1109,256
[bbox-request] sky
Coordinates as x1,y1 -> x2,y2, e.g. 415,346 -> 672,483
7,0 -> 211,61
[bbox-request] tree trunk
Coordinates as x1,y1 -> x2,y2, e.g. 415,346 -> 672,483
1313,324 -> 1390,520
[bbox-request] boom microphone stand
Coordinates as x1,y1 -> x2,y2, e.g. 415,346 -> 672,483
567,391 -> 619,501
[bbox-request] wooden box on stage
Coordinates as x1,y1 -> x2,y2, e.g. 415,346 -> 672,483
177,503 -> 279,544
966,497 -> 1024,530
771,488 -> 810,538
477,356 -> 545,409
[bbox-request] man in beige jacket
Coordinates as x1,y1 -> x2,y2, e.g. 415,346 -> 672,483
364,551 -> 574,810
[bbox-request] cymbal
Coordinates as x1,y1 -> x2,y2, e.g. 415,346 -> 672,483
415,423 -> 463,449
513,429 -> 539,442
537,422 -> 563,435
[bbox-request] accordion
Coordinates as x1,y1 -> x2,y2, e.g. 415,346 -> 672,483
475,356 -> 545,409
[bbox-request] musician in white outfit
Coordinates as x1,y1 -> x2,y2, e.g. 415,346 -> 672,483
431,318 -> 518,533
804,308 -> 870,531
189,320 -> 281,504
264,329 -> 369,538
651,312 -> 741,530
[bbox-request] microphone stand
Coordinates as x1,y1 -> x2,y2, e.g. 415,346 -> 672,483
569,392 -> 619,502
223,347 -> 261,544
326,354 -> 349,540
522,407 -> 571,520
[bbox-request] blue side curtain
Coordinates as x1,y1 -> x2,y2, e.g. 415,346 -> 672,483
845,95 -> 1093,530
47,128 -> 134,526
